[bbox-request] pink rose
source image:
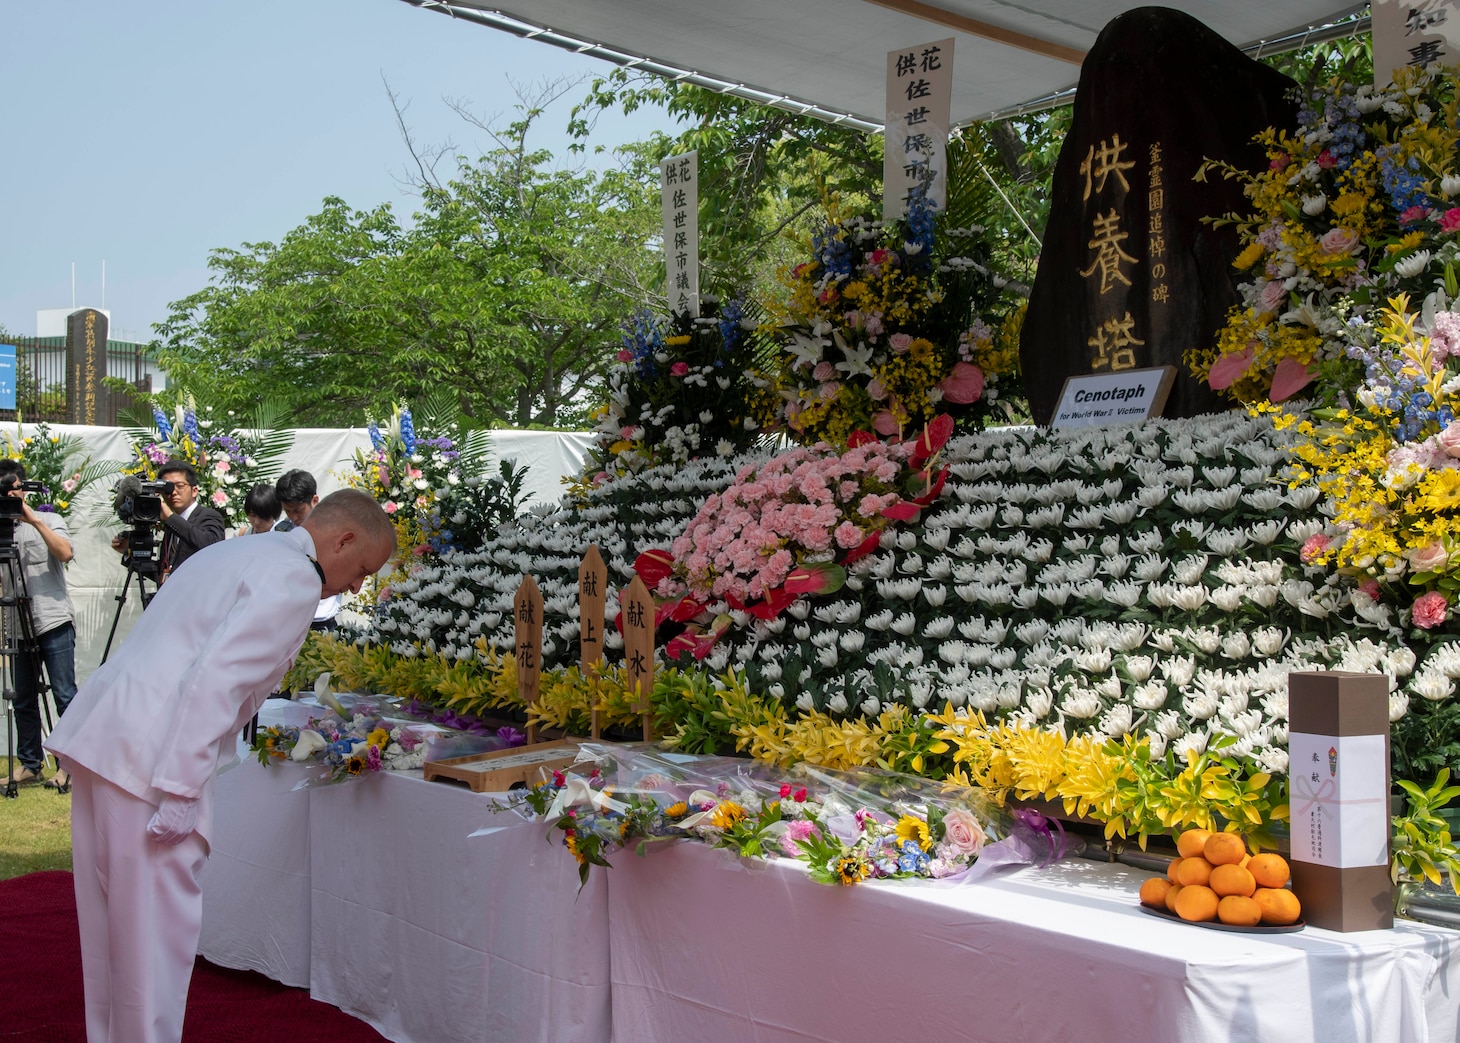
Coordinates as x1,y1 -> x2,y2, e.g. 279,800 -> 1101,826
1401,205 -> 1430,226
939,808 -> 988,857
616,349 -> 633,362
670,362 -> 689,377
939,362 -> 985,405
819,381 -> 841,400
1439,421 -> 1460,458
1358,578 -> 1380,602
1317,149 -> 1337,169
1413,590 -> 1449,629
1319,227 -> 1360,255
383,501 -> 398,514
812,361 -> 836,381
1269,154 -> 1290,171
1258,279 -> 1287,315
866,378 -> 890,401
1300,533 -> 1332,564
1442,209 -> 1460,234
890,333 -> 913,354
872,410 -> 901,436
1408,542 -> 1450,574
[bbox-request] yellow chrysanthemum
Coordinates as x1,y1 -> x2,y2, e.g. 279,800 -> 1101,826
366,728 -> 390,749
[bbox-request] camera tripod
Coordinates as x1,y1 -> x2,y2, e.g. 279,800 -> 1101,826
0,519 -> 51,800
100,522 -> 163,665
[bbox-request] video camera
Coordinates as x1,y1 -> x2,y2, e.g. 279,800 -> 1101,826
113,475 -> 172,526
0,474 -> 45,520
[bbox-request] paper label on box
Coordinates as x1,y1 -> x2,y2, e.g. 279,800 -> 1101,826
1288,732 -> 1388,868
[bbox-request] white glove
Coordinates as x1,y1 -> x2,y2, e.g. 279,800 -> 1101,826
146,795 -> 199,845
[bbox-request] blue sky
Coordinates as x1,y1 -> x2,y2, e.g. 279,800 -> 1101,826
1,0 -> 679,342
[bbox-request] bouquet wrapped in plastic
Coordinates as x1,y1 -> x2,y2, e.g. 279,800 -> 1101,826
512,743 -> 1066,887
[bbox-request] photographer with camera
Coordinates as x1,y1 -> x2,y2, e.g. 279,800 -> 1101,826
0,459 -> 78,790
111,459 -> 225,583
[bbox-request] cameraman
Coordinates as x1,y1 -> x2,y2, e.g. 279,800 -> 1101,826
112,460 -> 225,582
0,459 -> 78,790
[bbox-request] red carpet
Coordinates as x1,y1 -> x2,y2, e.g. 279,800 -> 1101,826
0,871 -> 386,1042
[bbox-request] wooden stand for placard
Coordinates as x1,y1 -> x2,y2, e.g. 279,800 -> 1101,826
422,573 -> 580,791
580,545 -> 607,740
621,574 -> 655,743
515,574 -> 544,745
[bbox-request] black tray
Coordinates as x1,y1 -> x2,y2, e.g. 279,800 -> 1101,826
1139,902 -> 1305,934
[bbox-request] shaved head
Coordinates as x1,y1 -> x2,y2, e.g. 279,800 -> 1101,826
301,490 -> 396,596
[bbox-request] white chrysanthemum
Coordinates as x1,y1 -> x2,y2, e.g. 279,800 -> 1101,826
1062,689 -> 1102,719
1412,673 -> 1454,702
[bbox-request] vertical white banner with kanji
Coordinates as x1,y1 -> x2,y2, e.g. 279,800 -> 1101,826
660,151 -> 699,316
883,38 -> 954,221
1373,0 -> 1460,86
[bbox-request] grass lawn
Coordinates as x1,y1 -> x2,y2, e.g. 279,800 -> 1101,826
0,757 -> 72,880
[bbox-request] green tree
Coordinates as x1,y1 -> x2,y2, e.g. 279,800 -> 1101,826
156,109 -> 659,428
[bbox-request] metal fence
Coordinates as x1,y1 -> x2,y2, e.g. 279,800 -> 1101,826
2,336 -> 153,425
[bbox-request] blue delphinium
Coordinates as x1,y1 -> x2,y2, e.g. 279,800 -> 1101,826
904,188 -> 936,271
813,225 -> 854,279
153,407 -> 173,439
1378,145 -> 1431,216
896,839 -> 930,874
622,308 -> 665,377
368,421 -> 384,451
718,298 -> 745,355
182,407 -> 201,444
399,407 -> 417,456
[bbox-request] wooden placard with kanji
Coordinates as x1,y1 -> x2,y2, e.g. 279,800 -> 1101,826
514,574 -> 544,745
579,544 -> 608,739
620,574 -> 655,742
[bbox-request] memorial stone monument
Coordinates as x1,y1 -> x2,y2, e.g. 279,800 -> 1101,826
1020,7 -> 1298,425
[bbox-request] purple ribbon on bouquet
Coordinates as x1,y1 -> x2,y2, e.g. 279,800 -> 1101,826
1010,807 -> 1068,868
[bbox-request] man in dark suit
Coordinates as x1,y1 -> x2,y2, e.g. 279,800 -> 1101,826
156,459 -> 226,579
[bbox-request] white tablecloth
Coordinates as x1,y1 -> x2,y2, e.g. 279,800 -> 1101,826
605,843 -> 1460,1043
198,713 -> 612,1043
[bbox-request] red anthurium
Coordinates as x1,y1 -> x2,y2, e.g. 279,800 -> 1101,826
939,362 -> 985,404
842,531 -> 883,565
1206,347 -> 1256,391
881,500 -> 922,523
847,430 -> 877,448
1269,357 -> 1317,403
666,595 -> 705,623
745,587 -> 798,620
909,414 -> 954,466
665,629 -> 701,660
909,466 -> 948,507
784,561 -> 846,596
634,548 -> 676,587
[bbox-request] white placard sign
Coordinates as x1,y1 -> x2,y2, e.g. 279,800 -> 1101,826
1373,0 -> 1460,87
1288,732 -> 1390,869
883,38 -> 953,221
1048,365 -> 1174,430
660,150 -> 699,316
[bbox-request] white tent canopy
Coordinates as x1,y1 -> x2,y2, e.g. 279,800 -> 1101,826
403,1 -> 1369,127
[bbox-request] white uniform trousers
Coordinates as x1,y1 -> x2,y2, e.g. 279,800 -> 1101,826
69,764 -> 208,1043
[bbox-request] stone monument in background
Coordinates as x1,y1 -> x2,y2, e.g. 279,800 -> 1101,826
66,306 -> 107,426
1020,7 -> 1298,425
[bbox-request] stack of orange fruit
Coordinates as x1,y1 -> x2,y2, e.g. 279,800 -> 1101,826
1137,828 -> 1301,927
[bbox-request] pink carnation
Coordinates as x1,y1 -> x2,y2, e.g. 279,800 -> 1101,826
1300,533 -> 1332,564
211,490 -> 228,507
1413,590 -> 1449,630
780,819 -> 819,857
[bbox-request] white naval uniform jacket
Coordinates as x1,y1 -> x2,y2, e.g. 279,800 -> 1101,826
47,527 -> 324,846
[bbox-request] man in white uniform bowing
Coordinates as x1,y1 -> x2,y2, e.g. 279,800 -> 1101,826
47,488 -> 395,1043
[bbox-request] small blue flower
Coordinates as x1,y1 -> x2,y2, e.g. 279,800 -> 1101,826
153,407 -> 173,439
368,421 -> 384,450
